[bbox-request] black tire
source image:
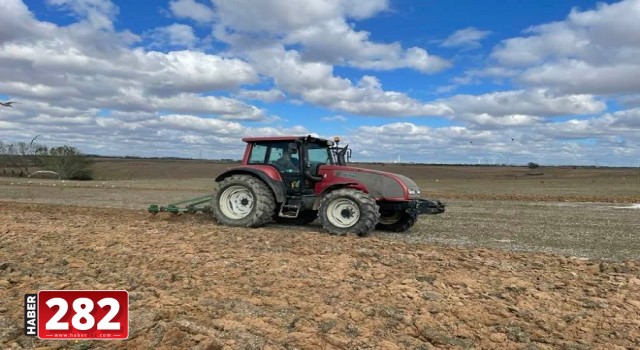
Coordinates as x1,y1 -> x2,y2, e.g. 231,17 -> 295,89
376,210 -> 417,232
273,210 -> 318,225
212,175 -> 276,228
319,189 -> 380,236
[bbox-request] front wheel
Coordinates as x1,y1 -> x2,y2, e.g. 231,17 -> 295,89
376,210 -> 417,232
212,175 -> 276,227
319,189 -> 380,236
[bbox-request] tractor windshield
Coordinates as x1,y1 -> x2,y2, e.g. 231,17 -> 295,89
307,142 -> 333,166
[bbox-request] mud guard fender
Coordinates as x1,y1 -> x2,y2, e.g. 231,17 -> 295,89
312,182 -> 369,210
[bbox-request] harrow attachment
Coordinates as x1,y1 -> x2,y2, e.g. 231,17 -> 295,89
148,195 -> 213,214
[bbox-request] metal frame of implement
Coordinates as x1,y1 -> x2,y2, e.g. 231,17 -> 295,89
148,195 -> 213,214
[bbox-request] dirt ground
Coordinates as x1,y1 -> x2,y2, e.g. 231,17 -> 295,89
1,202 -> 639,350
1,163 -> 639,349
1,177 -> 639,261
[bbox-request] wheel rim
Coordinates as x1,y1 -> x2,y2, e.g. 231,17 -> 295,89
326,198 -> 360,228
379,211 -> 402,225
219,185 -> 254,220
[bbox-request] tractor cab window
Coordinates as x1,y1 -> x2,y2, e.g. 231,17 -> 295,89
267,142 -> 300,173
308,142 -> 332,166
248,144 -> 268,164
307,142 -> 332,176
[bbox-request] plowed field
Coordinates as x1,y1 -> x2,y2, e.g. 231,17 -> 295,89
1,162 -> 640,349
1,202 -> 639,350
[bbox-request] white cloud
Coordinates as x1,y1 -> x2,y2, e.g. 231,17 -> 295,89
0,0 -> 55,43
105,92 -> 266,120
212,0 -> 388,34
0,1 -> 261,119
0,106 -> 309,158
287,19 -> 450,73
346,116 -> 640,165
605,108 -> 640,129
212,0 -> 448,74
185,0 -> 450,116
490,0 -> 640,95
457,114 -> 543,128
444,89 -> 605,117
532,109 -> 640,142
247,47 -> 452,116
438,89 -> 606,129
141,50 -> 258,93
146,24 -> 198,49
169,0 -> 215,23
3,0 -> 638,165
618,95 -> 640,108
47,0 -> 118,29
321,115 -> 347,122
518,61 -> 640,95
441,27 -> 491,49
235,89 -> 286,103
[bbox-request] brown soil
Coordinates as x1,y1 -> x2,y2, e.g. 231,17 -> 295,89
1,203 -> 639,349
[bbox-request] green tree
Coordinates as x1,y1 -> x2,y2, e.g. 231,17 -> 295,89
527,162 -> 540,169
42,145 -> 93,180
0,136 -> 47,175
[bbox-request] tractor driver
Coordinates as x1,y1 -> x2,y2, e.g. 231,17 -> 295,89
273,145 -> 300,172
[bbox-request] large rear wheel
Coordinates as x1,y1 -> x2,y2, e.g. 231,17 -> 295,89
376,210 -> 417,232
319,189 -> 380,236
212,175 -> 276,227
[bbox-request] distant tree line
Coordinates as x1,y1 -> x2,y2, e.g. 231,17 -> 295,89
0,138 -> 93,180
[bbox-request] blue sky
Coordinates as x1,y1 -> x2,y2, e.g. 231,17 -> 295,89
1,0 -> 639,166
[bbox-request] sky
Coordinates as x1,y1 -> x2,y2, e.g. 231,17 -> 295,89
1,0 -> 640,166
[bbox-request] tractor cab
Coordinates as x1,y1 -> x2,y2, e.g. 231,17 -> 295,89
243,136 -> 339,195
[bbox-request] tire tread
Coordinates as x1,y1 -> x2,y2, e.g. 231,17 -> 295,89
319,188 -> 380,236
212,175 -> 276,228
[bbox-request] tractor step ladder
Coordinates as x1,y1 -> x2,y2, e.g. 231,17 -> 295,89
278,201 -> 301,218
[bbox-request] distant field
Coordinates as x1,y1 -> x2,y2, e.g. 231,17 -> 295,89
89,158 -> 640,203
1,158 -> 639,260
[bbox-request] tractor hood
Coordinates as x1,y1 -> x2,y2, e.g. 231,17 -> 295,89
317,165 -> 422,200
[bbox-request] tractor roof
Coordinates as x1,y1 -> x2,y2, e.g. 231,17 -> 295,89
242,136 -> 302,142
242,135 -> 333,145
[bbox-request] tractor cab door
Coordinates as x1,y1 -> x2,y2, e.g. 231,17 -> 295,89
248,141 -> 308,195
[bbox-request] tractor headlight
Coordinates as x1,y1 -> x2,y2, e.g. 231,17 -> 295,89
408,188 -> 420,195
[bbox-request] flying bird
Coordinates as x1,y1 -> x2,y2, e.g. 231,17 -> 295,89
0,101 -> 18,107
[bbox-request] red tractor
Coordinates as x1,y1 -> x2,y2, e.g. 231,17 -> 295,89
211,135 -> 444,236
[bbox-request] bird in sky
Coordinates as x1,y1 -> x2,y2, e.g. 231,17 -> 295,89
0,101 -> 18,107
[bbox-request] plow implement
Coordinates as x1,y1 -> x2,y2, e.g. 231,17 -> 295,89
148,195 -> 213,214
